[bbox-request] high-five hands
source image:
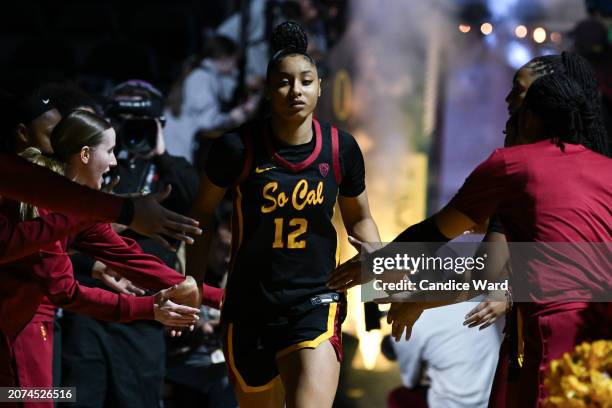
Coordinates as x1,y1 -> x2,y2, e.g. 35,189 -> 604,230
327,236 -> 380,292
91,261 -> 146,296
328,237 -> 428,342
160,276 -> 202,308
153,297 -> 199,332
154,276 -> 202,337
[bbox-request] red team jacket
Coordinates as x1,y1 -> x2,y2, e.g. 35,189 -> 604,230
0,156 -> 223,387
0,155 -> 125,263
0,201 -> 180,384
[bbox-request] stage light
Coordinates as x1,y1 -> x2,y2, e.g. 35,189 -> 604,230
484,32 -> 498,46
480,22 -> 493,35
550,32 -> 562,43
459,24 -> 471,33
533,27 -> 546,43
488,0 -> 519,19
507,41 -> 532,69
515,25 -> 527,38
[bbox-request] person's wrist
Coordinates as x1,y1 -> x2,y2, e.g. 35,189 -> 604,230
154,289 -> 167,306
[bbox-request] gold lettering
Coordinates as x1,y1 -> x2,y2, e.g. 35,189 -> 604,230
278,192 -> 289,208
292,179 -> 309,211
263,180 -> 325,214
261,182 -> 279,213
287,218 -> 307,248
316,181 -> 324,204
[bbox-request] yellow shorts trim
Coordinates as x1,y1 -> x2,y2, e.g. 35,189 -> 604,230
275,302 -> 338,359
226,323 -> 282,393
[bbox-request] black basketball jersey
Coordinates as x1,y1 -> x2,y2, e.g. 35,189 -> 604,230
222,118 -> 343,323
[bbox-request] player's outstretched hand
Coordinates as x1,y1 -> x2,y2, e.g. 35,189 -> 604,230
463,291 -> 508,330
160,276 -> 202,308
92,262 -> 146,296
153,298 -> 199,329
328,236 -> 379,291
130,185 -> 202,252
386,302 -> 425,342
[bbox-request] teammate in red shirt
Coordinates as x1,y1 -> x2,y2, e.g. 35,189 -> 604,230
0,110 -> 222,407
462,52 -> 611,407
0,90 -> 201,260
0,153 -> 202,261
465,51 -> 610,329
332,74 -> 611,407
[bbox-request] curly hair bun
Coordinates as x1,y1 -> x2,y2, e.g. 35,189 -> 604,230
271,21 -> 308,55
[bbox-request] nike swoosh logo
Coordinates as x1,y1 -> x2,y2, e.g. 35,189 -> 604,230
255,166 -> 275,174
42,99 -> 50,104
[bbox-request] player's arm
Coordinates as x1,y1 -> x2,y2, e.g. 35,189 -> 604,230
329,131 -> 381,289
186,175 -> 227,285
386,149 -> 510,341
0,154 -> 201,252
463,225 -> 511,329
329,191 -> 382,293
33,244 -> 199,326
332,145 -> 510,291
338,190 -> 381,244
0,211 -> 90,264
72,222 -> 186,291
187,132 -> 244,285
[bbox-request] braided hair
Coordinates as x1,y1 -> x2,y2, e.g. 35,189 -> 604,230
524,52 -> 610,156
266,21 -> 316,81
523,73 -> 604,154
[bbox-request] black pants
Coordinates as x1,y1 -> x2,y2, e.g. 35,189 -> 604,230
59,313 -> 165,408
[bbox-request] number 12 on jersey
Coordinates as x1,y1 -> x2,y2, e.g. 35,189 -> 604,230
273,218 -> 308,249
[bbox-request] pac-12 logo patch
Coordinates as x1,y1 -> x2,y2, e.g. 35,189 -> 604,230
318,163 -> 329,178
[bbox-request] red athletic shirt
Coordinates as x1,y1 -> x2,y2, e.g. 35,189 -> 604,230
0,212 -> 181,340
448,140 -> 612,304
0,155 -> 126,262
0,155 -> 223,309
0,209 -> 91,264
0,155 -> 124,222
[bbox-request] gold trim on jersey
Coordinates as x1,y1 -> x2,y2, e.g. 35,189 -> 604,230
228,186 -> 244,278
236,186 -> 244,247
333,198 -> 340,267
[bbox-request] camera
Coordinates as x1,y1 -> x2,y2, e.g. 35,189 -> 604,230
105,80 -> 165,155
116,117 -> 158,155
